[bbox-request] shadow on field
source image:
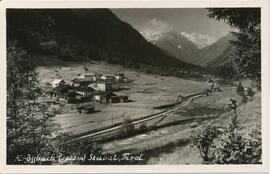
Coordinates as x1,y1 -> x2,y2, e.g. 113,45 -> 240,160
114,87 -> 130,91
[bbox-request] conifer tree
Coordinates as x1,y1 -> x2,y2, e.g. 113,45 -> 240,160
208,8 -> 261,83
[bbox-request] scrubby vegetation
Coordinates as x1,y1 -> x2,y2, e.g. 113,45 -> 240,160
193,99 -> 261,164
236,81 -> 244,96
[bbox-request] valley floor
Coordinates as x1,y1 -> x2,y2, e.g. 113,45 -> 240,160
37,60 -> 210,135
36,59 -> 261,164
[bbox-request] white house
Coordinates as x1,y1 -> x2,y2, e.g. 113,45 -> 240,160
114,73 -> 125,80
74,87 -> 95,96
89,82 -> 112,92
50,79 -> 65,88
77,73 -> 97,81
89,81 -> 120,92
100,75 -> 115,82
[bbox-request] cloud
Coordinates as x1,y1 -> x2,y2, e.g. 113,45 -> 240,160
180,32 -> 217,49
140,18 -> 173,41
142,18 -> 172,35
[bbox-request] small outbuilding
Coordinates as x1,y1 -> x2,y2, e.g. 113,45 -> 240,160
114,73 -> 125,81
77,73 -> 98,81
100,75 -> 115,82
77,102 -> 95,114
49,84 -> 70,99
118,95 -> 129,103
71,78 -> 95,88
94,92 -> 117,104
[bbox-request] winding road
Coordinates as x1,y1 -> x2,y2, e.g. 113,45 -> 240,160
71,92 -> 207,142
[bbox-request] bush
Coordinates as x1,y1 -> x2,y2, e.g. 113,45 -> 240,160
247,87 -> 254,96
212,115 -> 261,164
193,125 -> 220,162
139,123 -> 148,131
241,95 -> 248,104
236,81 -> 244,96
194,113 -> 262,164
194,98 -> 261,164
120,118 -> 135,136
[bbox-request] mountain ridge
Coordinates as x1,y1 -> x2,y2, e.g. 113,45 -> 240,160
141,30 -> 201,64
141,29 -> 235,68
196,33 -> 235,67
7,9 -> 197,70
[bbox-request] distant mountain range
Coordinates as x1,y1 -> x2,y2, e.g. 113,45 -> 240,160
141,30 -> 200,64
141,29 -> 235,68
179,32 -> 217,49
7,9 -> 196,70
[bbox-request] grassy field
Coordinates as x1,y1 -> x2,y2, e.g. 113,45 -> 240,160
36,57 -> 210,135
146,92 -> 261,164
102,89 -> 261,164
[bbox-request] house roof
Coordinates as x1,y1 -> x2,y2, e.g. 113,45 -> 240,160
51,79 -> 64,85
52,84 -> 69,92
101,75 -> 115,78
72,77 -> 95,83
114,72 -> 125,76
69,85 -> 95,91
77,73 -> 96,77
75,87 -> 95,92
94,91 -> 117,97
77,105 -> 94,110
77,102 -> 94,109
65,91 -> 83,97
96,80 -> 113,84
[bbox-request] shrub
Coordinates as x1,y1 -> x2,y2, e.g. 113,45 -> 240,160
241,95 -> 248,104
212,115 -> 261,164
247,87 -> 254,96
236,81 -> 244,96
193,125 -> 220,162
120,118 -> 135,136
139,123 -> 148,131
194,99 -> 262,164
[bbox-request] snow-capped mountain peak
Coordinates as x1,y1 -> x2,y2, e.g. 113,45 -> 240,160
140,18 -> 173,42
140,30 -> 163,42
180,32 -> 217,49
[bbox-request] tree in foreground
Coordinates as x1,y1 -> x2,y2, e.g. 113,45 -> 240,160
7,41 -> 100,165
208,8 -> 261,83
7,41 -> 61,164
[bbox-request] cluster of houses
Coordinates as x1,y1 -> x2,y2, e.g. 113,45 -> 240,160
46,72 -> 129,114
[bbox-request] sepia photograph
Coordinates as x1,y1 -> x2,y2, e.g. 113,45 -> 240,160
2,1 -> 269,172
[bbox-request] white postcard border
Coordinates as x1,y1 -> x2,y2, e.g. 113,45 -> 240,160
0,0 -> 268,173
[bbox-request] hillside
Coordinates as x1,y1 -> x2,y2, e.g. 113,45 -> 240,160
195,33 -> 235,67
7,9 -> 196,69
141,29 -> 235,69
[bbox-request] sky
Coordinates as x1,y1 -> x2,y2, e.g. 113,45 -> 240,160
111,8 -> 233,42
